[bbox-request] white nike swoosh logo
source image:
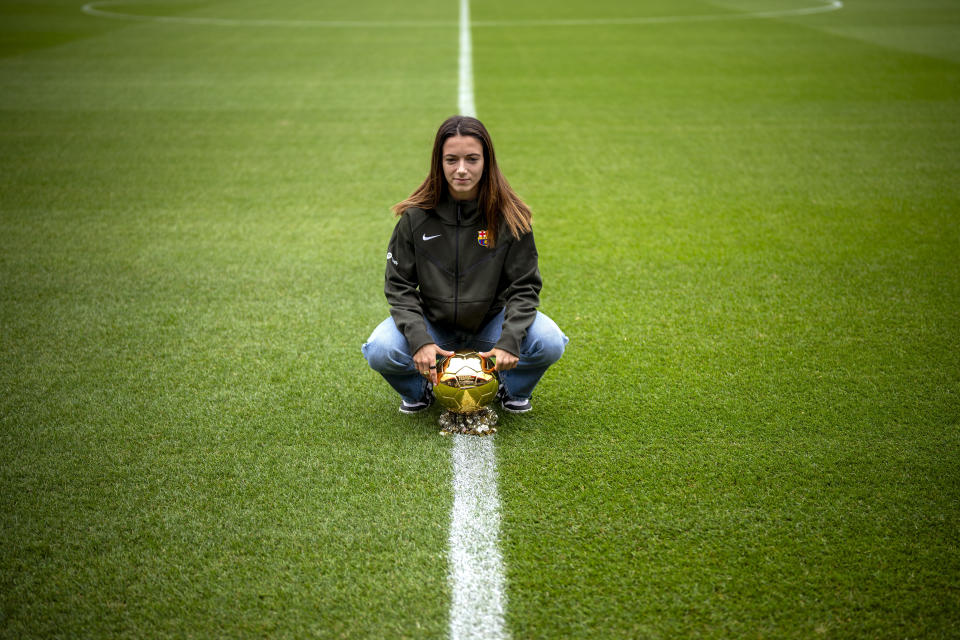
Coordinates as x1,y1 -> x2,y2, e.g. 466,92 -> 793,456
422,234 -> 441,241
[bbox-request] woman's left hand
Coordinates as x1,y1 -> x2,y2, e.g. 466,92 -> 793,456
479,347 -> 518,372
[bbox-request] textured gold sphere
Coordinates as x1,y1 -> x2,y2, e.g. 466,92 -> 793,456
432,351 -> 498,414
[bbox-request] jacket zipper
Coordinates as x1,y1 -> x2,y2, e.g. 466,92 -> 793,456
454,202 -> 461,326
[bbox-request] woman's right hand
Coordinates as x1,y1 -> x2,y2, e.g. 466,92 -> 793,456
414,343 -> 455,385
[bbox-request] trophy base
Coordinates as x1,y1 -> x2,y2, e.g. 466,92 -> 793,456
438,407 -> 499,436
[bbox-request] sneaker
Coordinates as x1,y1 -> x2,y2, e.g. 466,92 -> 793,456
399,384 -> 434,414
498,386 -> 532,414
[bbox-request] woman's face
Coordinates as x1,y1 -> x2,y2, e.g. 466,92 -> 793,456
442,135 -> 484,200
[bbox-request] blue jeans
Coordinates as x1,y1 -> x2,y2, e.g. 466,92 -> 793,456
362,310 -> 568,404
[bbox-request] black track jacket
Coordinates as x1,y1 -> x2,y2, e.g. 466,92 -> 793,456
384,195 -> 541,357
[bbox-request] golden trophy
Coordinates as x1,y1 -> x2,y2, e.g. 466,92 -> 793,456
433,351 -> 499,436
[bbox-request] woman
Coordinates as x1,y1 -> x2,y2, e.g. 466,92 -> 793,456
362,115 -> 567,414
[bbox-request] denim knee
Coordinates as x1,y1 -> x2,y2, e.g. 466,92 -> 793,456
361,339 -> 412,375
523,327 -> 567,367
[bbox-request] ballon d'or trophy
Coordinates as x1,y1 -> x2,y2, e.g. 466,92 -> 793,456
433,351 -> 499,436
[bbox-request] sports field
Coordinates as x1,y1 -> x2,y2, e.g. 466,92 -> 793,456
1,0 -> 958,637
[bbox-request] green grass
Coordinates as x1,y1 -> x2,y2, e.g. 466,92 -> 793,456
2,0 -> 959,638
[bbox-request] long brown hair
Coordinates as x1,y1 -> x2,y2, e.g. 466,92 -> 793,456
392,115 -> 532,246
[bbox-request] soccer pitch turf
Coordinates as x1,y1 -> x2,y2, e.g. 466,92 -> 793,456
1,0 -> 958,637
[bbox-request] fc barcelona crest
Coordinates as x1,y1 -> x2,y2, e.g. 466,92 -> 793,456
477,230 -> 489,247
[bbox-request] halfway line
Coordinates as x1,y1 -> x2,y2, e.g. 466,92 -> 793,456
458,0 -> 476,118
448,5 -> 509,639
449,436 -> 508,640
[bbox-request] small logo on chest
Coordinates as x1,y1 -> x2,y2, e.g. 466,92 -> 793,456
477,230 -> 489,247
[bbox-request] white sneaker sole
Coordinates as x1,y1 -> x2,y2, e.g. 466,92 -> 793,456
501,402 -> 532,414
399,405 -> 431,414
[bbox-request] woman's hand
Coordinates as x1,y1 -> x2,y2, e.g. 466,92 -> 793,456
479,347 -> 518,372
414,343 -> 455,385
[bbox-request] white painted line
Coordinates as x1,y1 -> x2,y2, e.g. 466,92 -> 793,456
472,0 -> 843,26
449,435 -> 509,640
458,0 -> 476,118
80,1 -> 454,27
81,1 -> 843,29
448,8 -> 508,638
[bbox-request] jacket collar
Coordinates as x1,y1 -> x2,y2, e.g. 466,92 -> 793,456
434,193 -> 482,225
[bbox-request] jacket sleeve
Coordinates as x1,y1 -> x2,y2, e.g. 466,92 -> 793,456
384,213 -> 434,355
495,230 -> 542,356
